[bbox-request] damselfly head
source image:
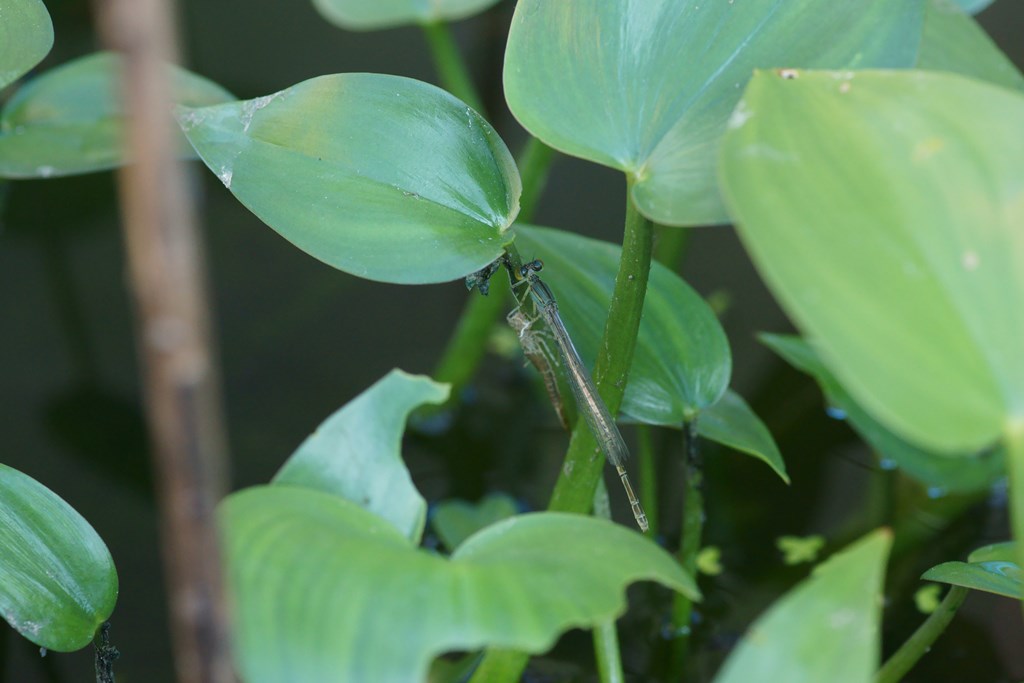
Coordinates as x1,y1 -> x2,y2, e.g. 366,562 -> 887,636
519,259 -> 544,278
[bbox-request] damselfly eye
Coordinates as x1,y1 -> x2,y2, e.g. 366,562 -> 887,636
529,259 -> 544,272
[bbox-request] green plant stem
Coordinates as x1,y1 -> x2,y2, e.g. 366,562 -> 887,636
432,275 -> 508,392
637,425 -> 659,537
874,586 -> 968,683
548,178 -> 655,514
594,621 -> 625,683
1005,419 -> 1024,620
516,137 -> 557,221
421,22 -> 484,114
471,180 -> 655,683
668,420 -> 703,680
589,479 -> 626,683
652,223 -> 690,270
429,132 -> 554,398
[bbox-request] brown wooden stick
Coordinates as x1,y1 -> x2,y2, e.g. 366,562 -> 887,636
90,1 -> 235,681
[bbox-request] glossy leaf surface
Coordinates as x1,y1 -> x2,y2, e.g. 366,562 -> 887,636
312,0 -> 502,30
917,0 -> 1023,92
721,70 -> 1024,454
0,52 -> 233,178
513,224 -> 731,422
222,486 -> 697,683
0,464 -> 118,651
504,0 -> 924,226
763,334 -> 1004,493
273,370 -> 448,542
923,543 -> 1021,600
923,542 -> 1021,600
696,389 -> 788,483
180,73 -> 519,284
0,0 -> 52,89
969,542 -> 1015,564
715,530 -> 892,683
431,492 -> 519,552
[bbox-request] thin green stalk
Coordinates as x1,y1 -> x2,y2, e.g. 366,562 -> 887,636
594,621 -> 625,683
516,137 -> 557,222
422,25 -> 554,401
591,478 -> 625,683
668,420 -> 703,680
548,178 -> 655,513
1005,419 -> 1024,622
471,180 -> 655,683
430,133 -> 554,397
874,586 -> 968,683
432,274 -> 508,393
421,21 -> 484,113
637,425 -> 659,537
652,223 -> 690,270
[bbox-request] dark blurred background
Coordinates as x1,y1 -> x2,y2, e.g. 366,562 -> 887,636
2,1 -> 1022,681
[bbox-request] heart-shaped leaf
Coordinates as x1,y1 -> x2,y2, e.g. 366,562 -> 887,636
221,486 -> 697,683
431,492 -> 519,552
0,464 -> 118,652
311,0 -> 502,30
923,541 -> 1021,600
504,0 -> 924,227
0,52 -> 233,178
513,224 -> 731,423
721,70 -> 1024,456
0,0 -> 52,89
917,0 -> 1023,92
762,334 -> 1004,494
715,530 -> 892,683
696,389 -> 788,483
179,73 -> 520,284
273,369 -> 449,543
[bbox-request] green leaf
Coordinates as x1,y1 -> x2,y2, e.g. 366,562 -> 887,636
968,541 -> 1015,563
697,389 -> 788,483
0,52 -> 233,178
431,492 -> 519,552
922,560 -> 1021,600
513,224 -> 731,422
917,0 -> 1024,92
0,464 -> 118,652
0,0 -> 52,89
715,530 -> 892,683
311,0 -> 502,30
720,70 -> 1024,455
222,486 -> 697,683
273,370 -> 448,543
503,0 -> 924,227
762,334 -> 1004,494
953,0 -> 994,14
179,73 -> 519,284
923,542 -> 1021,600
